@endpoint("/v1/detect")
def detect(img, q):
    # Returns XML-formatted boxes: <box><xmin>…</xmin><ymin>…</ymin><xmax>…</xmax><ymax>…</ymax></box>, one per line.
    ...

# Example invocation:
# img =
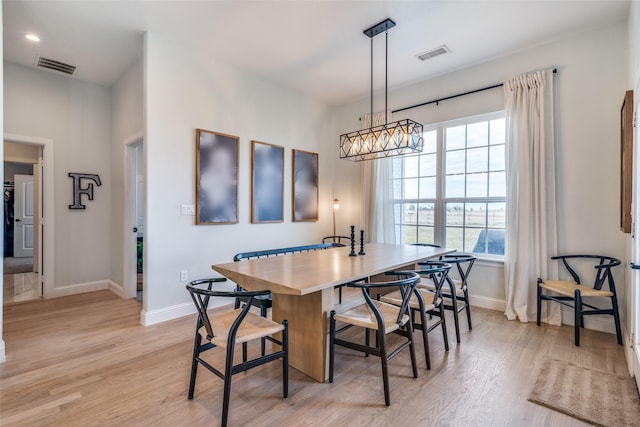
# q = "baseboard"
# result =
<box><xmin>108</xmin><ymin>281</ymin><xmax>125</xmax><ymax>298</ymax></box>
<box><xmin>140</xmin><ymin>299</ymin><xmax>231</xmax><ymax>326</ymax></box>
<box><xmin>469</xmin><ymin>294</ymin><xmax>506</xmax><ymax>312</ymax></box>
<box><xmin>0</xmin><ymin>339</ymin><xmax>5</xmax><ymax>364</ymax></box>
<box><xmin>623</xmin><ymin>324</ymin><xmax>635</xmax><ymax>376</ymax></box>
<box><xmin>48</xmin><ymin>280</ymin><xmax>110</xmax><ymax>298</ymax></box>
<box><xmin>634</xmin><ymin>344</ymin><xmax>640</xmax><ymax>391</ymax></box>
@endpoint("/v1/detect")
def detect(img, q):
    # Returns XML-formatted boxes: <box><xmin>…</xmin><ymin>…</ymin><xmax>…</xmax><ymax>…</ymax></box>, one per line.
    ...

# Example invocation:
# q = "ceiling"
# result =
<box><xmin>3</xmin><ymin>0</ymin><xmax>631</xmax><ymax>106</ymax></box>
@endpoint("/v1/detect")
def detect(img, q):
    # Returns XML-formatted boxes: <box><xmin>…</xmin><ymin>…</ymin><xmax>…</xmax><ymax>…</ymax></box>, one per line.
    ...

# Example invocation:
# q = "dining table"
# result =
<box><xmin>211</xmin><ymin>242</ymin><xmax>455</xmax><ymax>382</ymax></box>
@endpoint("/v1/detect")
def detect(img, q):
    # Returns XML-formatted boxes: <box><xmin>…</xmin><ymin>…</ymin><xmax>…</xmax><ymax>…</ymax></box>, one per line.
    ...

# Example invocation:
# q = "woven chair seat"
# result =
<box><xmin>333</xmin><ymin>300</ymin><xmax>409</xmax><ymax>332</ymax></box>
<box><xmin>539</xmin><ymin>280</ymin><xmax>613</xmax><ymax>298</ymax></box>
<box><xmin>418</xmin><ymin>277</ymin><xmax>466</xmax><ymax>296</ymax></box>
<box><xmin>199</xmin><ymin>309</ymin><xmax>285</xmax><ymax>348</ymax></box>
<box><xmin>380</xmin><ymin>288</ymin><xmax>441</xmax><ymax>311</ymax></box>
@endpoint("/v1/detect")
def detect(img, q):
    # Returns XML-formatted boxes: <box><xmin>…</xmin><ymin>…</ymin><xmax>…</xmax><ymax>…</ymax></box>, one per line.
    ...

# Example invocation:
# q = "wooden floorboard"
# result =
<box><xmin>0</xmin><ymin>290</ymin><xmax>629</xmax><ymax>426</ymax></box>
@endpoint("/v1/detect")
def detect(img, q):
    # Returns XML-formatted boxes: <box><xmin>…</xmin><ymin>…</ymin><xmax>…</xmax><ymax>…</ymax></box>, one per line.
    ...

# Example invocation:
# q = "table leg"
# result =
<box><xmin>271</xmin><ymin>288</ymin><xmax>333</xmax><ymax>382</ymax></box>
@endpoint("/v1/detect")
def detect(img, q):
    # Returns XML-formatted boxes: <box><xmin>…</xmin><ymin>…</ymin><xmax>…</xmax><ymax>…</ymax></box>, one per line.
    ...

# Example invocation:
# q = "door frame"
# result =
<box><xmin>3</xmin><ymin>134</ymin><xmax>54</xmax><ymax>299</ymax></box>
<box><xmin>124</xmin><ymin>133</ymin><xmax>143</xmax><ymax>300</ymax></box>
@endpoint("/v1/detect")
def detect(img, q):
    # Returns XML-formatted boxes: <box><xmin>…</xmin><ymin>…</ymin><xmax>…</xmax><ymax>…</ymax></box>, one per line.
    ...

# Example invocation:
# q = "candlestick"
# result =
<box><xmin>359</xmin><ymin>230</ymin><xmax>366</xmax><ymax>255</ymax></box>
<box><xmin>349</xmin><ymin>225</ymin><xmax>357</xmax><ymax>257</ymax></box>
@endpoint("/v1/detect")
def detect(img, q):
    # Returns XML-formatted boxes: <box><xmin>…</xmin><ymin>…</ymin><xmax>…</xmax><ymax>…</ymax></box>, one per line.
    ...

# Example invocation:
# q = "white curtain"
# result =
<box><xmin>361</xmin><ymin>111</ymin><xmax>396</xmax><ymax>243</ymax></box>
<box><xmin>504</xmin><ymin>69</ymin><xmax>560</xmax><ymax>324</ymax></box>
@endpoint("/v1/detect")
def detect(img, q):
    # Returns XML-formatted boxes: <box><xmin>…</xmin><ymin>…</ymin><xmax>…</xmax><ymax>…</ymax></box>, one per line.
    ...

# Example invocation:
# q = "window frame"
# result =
<box><xmin>392</xmin><ymin>111</ymin><xmax>506</xmax><ymax>260</ymax></box>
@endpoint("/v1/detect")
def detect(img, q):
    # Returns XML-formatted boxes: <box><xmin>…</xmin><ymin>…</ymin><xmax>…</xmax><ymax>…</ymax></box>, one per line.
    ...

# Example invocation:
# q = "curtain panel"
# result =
<box><xmin>504</xmin><ymin>69</ymin><xmax>560</xmax><ymax>324</ymax></box>
<box><xmin>361</xmin><ymin>111</ymin><xmax>396</xmax><ymax>244</ymax></box>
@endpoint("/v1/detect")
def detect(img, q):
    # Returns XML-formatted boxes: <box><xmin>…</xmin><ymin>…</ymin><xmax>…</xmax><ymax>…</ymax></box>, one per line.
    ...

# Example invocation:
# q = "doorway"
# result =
<box><xmin>125</xmin><ymin>138</ymin><xmax>144</xmax><ymax>302</ymax></box>
<box><xmin>3</xmin><ymin>144</ymin><xmax>42</xmax><ymax>304</ymax></box>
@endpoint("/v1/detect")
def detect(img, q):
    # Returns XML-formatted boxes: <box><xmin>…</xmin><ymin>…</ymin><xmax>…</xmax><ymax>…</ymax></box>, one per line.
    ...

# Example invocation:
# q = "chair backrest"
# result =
<box><xmin>234</xmin><ymin>242</ymin><xmax>340</xmax><ymax>261</ymax></box>
<box><xmin>416</xmin><ymin>260</ymin><xmax>452</xmax><ymax>305</ymax></box>
<box><xmin>436</xmin><ymin>253</ymin><xmax>476</xmax><ymax>285</ymax></box>
<box><xmin>186</xmin><ymin>278</ymin><xmax>271</xmax><ymax>341</ymax></box>
<box><xmin>322</xmin><ymin>236</ymin><xmax>351</xmax><ymax>246</ymax></box>
<box><xmin>347</xmin><ymin>271</ymin><xmax>420</xmax><ymax>328</ymax></box>
<box><xmin>551</xmin><ymin>255</ymin><xmax>621</xmax><ymax>292</ymax></box>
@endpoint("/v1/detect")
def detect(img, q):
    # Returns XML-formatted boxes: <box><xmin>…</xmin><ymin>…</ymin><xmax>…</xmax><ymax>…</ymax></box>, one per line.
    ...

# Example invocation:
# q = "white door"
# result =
<box><xmin>13</xmin><ymin>174</ymin><xmax>34</xmax><ymax>258</ymax></box>
<box><xmin>136</xmin><ymin>173</ymin><xmax>144</xmax><ymax>237</ymax></box>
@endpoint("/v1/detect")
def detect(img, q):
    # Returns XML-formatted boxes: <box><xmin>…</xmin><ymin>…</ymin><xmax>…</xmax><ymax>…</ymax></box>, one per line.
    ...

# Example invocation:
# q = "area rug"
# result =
<box><xmin>4</xmin><ymin>257</ymin><xmax>34</xmax><ymax>274</ymax></box>
<box><xmin>529</xmin><ymin>358</ymin><xmax>640</xmax><ymax>426</ymax></box>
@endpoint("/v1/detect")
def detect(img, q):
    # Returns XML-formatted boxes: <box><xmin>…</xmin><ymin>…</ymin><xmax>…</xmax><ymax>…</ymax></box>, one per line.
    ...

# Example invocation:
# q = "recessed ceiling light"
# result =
<box><xmin>25</xmin><ymin>34</ymin><xmax>41</xmax><ymax>42</ymax></box>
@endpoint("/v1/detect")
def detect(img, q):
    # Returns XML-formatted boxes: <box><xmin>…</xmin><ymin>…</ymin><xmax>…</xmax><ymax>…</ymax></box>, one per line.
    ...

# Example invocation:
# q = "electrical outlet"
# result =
<box><xmin>181</xmin><ymin>205</ymin><xmax>195</xmax><ymax>216</ymax></box>
<box><xmin>180</xmin><ymin>270</ymin><xmax>188</xmax><ymax>282</ymax></box>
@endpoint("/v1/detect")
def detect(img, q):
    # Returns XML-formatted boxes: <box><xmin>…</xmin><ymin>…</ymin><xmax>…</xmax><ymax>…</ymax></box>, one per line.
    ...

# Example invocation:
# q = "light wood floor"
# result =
<box><xmin>0</xmin><ymin>290</ymin><xmax>629</xmax><ymax>426</ymax></box>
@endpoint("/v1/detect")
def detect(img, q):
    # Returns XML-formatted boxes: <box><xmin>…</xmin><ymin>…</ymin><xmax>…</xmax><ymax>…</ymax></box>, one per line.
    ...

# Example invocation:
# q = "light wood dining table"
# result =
<box><xmin>212</xmin><ymin>243</ymin><xmax>454</xmax><ymax>382</ymax></box>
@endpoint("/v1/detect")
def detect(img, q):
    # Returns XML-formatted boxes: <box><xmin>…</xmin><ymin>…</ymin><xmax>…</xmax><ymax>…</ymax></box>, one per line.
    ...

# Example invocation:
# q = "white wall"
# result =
<box><xmin>111</xmin><ymin>58</ymin><xmax>143</xmax><ymax>289</ymax></box>
<box><xmin>142</xmin><ymin>32</ymin><xmax>335</xmax><ymax>323</ymax></box>
<box><xmin>334</xmin><ymin>22</ymin><xmax>628</xmax><ymax>323</ymax></box>
<box><xmin>3</xmin><ymin>62</ymin><xmax>112</xmax><ymax>293</ymax></box>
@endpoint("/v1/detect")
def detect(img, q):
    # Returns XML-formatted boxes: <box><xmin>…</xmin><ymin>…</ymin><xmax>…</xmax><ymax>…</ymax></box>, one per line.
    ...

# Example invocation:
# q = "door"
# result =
<box><xmin>13</xmin><ymin>174</ymin><xmax>34</xmax><ymax>258</ymax></box>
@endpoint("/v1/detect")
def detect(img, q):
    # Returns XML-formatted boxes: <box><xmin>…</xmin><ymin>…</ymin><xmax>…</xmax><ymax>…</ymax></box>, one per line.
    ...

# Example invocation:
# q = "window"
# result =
<box><xmin>392</xmin><ymin>112</ymin><xmax>506</xmax><ymax>257</ymax></box>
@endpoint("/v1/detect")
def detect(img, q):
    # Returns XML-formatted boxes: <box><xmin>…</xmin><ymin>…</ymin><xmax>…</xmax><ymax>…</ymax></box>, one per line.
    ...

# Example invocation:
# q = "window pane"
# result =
<box><xmin>446</xmin><ymin>125</ymin><xmax>465</xmax><ymax>150</ymax></box>
<box><xmin>394</xmin><ymin>203</ymin><xmax>401</xmax><ymax>222</ymax></box>
<box><xmin>417</xmin><ymin>226</ymin><xmax>434</xmax><ymax>245</ymax></box>
<box><xmin>467</xmin><ymin>122</ymin><xmax>488</xmax><ymax>148</ymax></box>
<box><xmin>466</xmin><ymin>147</ymin><xmax>488</xmax><ymax>173</ymax></box>
<box><xmin>487</xmin><ymin>202</ymin><xmax>505</xmax><ymax>227</ymax></box>
<box><xmin>419</xmin><ymin>177</ymin><xmax>436</xmax><ymax>199</ymax></box>
<box><xmin>490</xmin><ymin>118</ymin><xmax>505</xmax><ymax>145</ymax></box>
<box><xmin>404</xmin><ymin>178</ymin><xmax>419</xmax><ymax>199</ymax></box>
<box><xmin>489</xmin><ymin>145</ymin><xmax>505</xmax><ymax>171</ymax></box>
<box><xmin>418</xmin><ymin>203</ymin><xmax>435</xmax><ymax>226</ymax></box>
<box><xmin>465</xmin><ymin>228</ymin><xmax>483</xmax><ymax>252</ymax></box>
<box><xmin>465</xmin><ymin>203</ymin><xmax>486</xmax><ymax>227</ymax></box>
<box><xmin>420</xmin><ymin>153</ymin><xmax>437</xmax><ymax>177</ymax></box>
<box><xmin>401</xmin><ymin>203</ymin><xmax>418</xmax><ymax>224</ymax></box>
<box><xmin>423</xmin><ymin>130</ymin><xmax>437</xmax><ymax>154</ymax></box>
<box><xmin>489</xmin><ymin>172</ymin><xmax>506</xmax><ymax>197</ymax></box>
<box><xmin>446</xmin><ymin>150</ymin><xmax>465</xmax><ymax>174</ymax></box>
<box><xmin>445</xmin><ymin>174</ymin><xmax>465</xmax><ymax>198</ymax></box>
<box><xmin>445</xmin><ymin>227</ymin><xmax>463</xmax><ymax>251</ymax></box>
<box><xmin>446</xmin><ymin>203</ymin><xmax>464</xmax><ymax>226</ymax></box>
<box><xmin>393</xmin><ymin>157</ymin><xmax>403</xmax><ymax>178</ymax></box>
<box><xmin>466</xmin><ymin>172</ymin><xmax>488</xmax><ymax>197</ymax></box>
<box><xmin>405</xmin><ymin>155</ymin><xmax>419</xmax><ymax>178</ymax></box>
<box><xmin>393</xmin><ymin>179</ymin><xmax>402</xmax><ymax>199</ymax></box>
<box><xmin>401</xmin><ymin>225</ymin><xmax>417</xmax><ymax>244</ymax></box>
<box><xmin>487</xmin><ymin>229</ymin><xmax>505</xmax><ymax>255</ymax></box>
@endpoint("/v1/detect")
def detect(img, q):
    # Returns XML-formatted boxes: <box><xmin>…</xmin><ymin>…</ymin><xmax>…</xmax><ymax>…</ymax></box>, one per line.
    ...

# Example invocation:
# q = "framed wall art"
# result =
<box><xmin>620</xmin><ymin>90</ymin><xmax>634</xmax><ymax>233</ymax></box>
<box><xmin>292</xmin><ymin>149</ymin><xmax>319</xmax><ymax>222</ymax></box>
<box><xmin>251</xmin><ymin>140</ymin><xmax>284</xmax><ymax>223</ymax></box>
<box><xmin>196</xmin><ymin>129</ymin><xmax>239</xmax><ymax>225</ymax></box>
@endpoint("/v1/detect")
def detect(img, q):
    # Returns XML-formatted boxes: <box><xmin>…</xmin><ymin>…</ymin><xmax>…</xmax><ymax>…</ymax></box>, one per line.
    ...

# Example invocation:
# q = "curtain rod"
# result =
<box><xmin>392</xmin><ymin>68</ymin><xmax>557</xmax><ymax>114</ymax></box>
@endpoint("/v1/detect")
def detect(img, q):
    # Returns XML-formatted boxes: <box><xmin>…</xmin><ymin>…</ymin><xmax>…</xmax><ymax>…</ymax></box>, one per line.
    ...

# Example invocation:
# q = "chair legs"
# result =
<box><xmin>282</xmin><ymin>320</ymin><xmax>289</xmax><ymax>398</ymax></box>
<box><xmin>536</xmin><ymin>279</ymin><xmax>542</xmax><ymax>326</ymax></box>
<box><xmin>329</xmin><ymin>310</ymin><xmax>418</xmax><ymax>406</ymax></box>
<box><xmin>612</xmin><ymin>294</ymin><xmax>623</xmax><ymax>345</ymax></box>
<box><xmin>574</xmin><ymin>289</ymin><xmax>581</xmax><ymax>346</ymax></box>
<box><xmin>221</xmin><ymin>345</ymin><xmax>235</xmax><ymax>427</ymax></box>
<box><xmin>188</xmin><ymin>324</ymin><xmax>202</xmax><ymax>400</ymax></box>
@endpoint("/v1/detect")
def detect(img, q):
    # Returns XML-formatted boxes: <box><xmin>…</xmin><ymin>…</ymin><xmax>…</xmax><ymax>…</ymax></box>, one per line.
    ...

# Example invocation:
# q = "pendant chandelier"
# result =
<box><xmin>340</xmin><ymin>18</ymin><xmax>423</xmax><ymax>162</ymax></box>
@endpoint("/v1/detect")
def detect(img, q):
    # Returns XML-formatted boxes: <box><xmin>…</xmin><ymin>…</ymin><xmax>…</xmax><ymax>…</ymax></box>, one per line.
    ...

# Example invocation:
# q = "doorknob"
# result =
<box><xmin>630</xmin><ymin>262</ymin><xmax>640</xmax><ymax>270</ymax></box>
<box><xmin>133</xmin><ymin>227</ymin><xmax>138</xmax><ymax>233</ymax></box>
<box><xmin>15</xmin><ymin>219</ymin><xmax>21</xmax><ymax>222</ymax></box>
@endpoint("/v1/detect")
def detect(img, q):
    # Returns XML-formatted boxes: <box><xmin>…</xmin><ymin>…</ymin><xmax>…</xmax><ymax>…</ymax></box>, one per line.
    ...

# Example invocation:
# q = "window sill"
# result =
<box><xmin>474</xmin><ymin>257</ymin><xmax>504</xmax><ymax>268</ymax></box>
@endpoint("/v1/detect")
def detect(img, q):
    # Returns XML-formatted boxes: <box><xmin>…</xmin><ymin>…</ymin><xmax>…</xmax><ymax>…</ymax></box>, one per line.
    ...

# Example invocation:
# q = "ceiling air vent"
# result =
<box><xmin>416</xmin><ymin>45</ymin><xmax>451</xmax><ymax>61</ymax></box>
<box><xmin>35</xmin><ymin>56</ymin><xmax>77</xmax><ymax>75</ymax></box>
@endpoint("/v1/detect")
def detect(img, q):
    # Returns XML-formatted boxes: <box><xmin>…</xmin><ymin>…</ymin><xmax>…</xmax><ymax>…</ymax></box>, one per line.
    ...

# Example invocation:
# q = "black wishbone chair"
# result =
<box><xmin>381</xmin><ymin>261</ymin><xmax>451</xmax><ymax>369</ymax></box>
<box><xmin>329</xmin><ymin>271</ymin><xmax>420</xmax><ymax>406</ymax></box>
<box><xmin>537</xmin><ymin>255</ymin><xmax>622</xmax><ymax>346</ymax></box>
<box><xmin>186</xmin><ymin>278</ymin><xmax>289</xmax><ymax>427</ymax></box>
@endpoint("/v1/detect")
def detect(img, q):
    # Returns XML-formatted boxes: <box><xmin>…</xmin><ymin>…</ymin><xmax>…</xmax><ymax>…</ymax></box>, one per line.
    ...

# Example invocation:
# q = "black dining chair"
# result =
<box><xmin>329</xmin><ymin>271</ymin><xmax>420</xmax><ymax>406</ymax></box>
<box><xmin>536</xmin><ymin>255</ymin><xmax>622</xmax><ymax>346</ymax></box>
<box><xmin>186</xmin><ymin>278</ymin><xmax>289</xmax><ymax>427</ymax></box>
<box><xmin>417</xmin><ymin>253</ymin><xmax>476</xmax><ymax>343</ymax></box>
<box><xmin>322</xmin><ymin>235</ymin><xmax>351</xmax><ymax>246</ymax></box>
<box><xmin>380</xmin><ymin>261</ymin><xmax>451</xmax><ymax>369</ymax></box>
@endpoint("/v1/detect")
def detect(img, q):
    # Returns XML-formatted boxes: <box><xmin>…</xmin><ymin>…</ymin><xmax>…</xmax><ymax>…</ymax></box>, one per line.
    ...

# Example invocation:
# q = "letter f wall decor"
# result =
<box><xmin>69</xmin><ymin>173</ymin><xmax>102</xmax><ymax>210</ymax></box>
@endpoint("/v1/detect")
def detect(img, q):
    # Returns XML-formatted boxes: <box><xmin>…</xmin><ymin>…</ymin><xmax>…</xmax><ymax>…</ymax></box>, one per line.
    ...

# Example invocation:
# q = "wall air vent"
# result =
<box><xmin>416</xmin><ymin>45</ymin><xmax>451</xmax><ymax>61</ymax></box>
<box><xmin>35</xmin><ymin>56</ymin><xmax>77</xmax><ymax>75</ymax></box>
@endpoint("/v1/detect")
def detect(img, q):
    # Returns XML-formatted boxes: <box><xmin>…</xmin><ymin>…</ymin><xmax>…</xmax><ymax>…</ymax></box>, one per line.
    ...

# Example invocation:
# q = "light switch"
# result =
<box><xmin>181</xmin><ymin>205</ymin><xmax>195</xmax><ymax>216</ymax></box>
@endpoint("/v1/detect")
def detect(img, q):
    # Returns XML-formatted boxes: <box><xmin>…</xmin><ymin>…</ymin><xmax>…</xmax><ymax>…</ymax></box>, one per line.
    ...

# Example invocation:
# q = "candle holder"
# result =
<box><xmin>359</xmin><ymin>230</ymin><xmax>366</xmax><ymax>255</ymax></box>
<box><xmin>349</xmin><ymin>225</ymin><xmax>357</xmax><ymax>257</ymax></box>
